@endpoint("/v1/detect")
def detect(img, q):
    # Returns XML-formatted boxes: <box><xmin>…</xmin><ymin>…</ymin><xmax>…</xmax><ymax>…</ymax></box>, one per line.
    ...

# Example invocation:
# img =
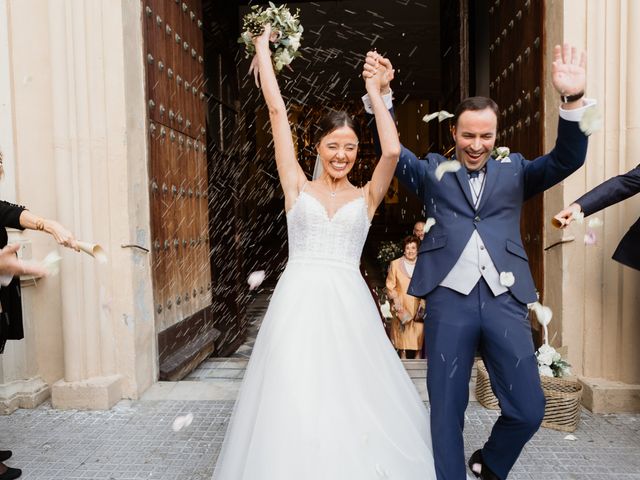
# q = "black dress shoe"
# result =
<box><xmin>0</xmin><ymin>452</ymin><xmax>10</xmax><ymax>463</ymax></box>
<box><xmin>467</xmin><ymin>449</ymin><xmax>500</xmax><ymax>480</ymax></box>
<box><xmin>0</xmin><ymin>466</ymin><xmax>22</xmax><ymax>480</ymax></box>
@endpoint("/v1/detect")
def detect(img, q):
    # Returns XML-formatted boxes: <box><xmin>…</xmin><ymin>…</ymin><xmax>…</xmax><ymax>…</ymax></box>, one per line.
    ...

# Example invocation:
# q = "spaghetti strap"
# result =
<box><xmin>300</xmin><ymin>181</ymin><xmax>309</xmax><ymax>193</ymax></box>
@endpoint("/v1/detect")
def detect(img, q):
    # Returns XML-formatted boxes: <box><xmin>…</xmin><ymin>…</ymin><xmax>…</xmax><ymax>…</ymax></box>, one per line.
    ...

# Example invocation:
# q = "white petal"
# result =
<box><xmin>587</xmin><ymin>217</ymin><xmax>603</xmax><ymax>228</ymax></box>
<box><xmin>579</xmin><ymin>105</ymin><xmax>603</xmax><ymax>136</ymax></box>
<box><xmin>43</xmin><ymin>251</ymin><xmax>63</xmax><ymax>277</ymax></box>
<box><xmin>584</xmin><ymin>230</ymin><xmax>597</xmax><ymax>245</ymax></box>
<box><xmin>499</xmin><ymin>271</ymin><xmax>515</xmax><ymax>287</ymax></box>
<box><xmin>564</xmin><ymin>434</ymin><xmax>577</xmax><ymax>441</ymax></box>
<box><xmin>424</xmin><ymin>217</ymin><xmax>436</xmax><ymax>233</ymax></box>
<box><xmin>422</xmin><ymin>112</ymin><xmax>439</xmax><ymax>123</ymax></box>
<box><xmin>247</xmin><ymin>270</ymin><xmax>266</xmax><ymax>290</ymax></box>
<box><xmin>437</xmin><ymin>110</ymin><xmax>454</xmax><ymax>122</ymax></box>
<box><xmin>171</xmin><ymin>413</ymin><xmax>194</xmax><ymax>432</ymax></box>
<box><xmin>530</xmin><ymin>302</ymin><xmax>553</xmax><ymax>327</ymax></box>
<box><xmin>435</xmin><ymin>160</ymin><xmax>461</xmax><ymax>181</ymax></box>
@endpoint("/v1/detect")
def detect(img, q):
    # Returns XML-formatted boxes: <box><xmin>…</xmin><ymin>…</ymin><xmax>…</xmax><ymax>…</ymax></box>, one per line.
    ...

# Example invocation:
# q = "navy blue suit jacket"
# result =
<box><xmin>575</xmin><ymin>164</ymin><xmax>640</xmax><ymax>270</ymax></box>
<box><xmin>371</xmin><ymin>114</ymin><xmax>588</xmax><ymax>304</ymax></box>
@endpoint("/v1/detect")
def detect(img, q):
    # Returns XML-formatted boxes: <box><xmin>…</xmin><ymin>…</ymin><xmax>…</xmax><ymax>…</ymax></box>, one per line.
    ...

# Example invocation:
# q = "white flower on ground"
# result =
<box><xmin>172</xmin><ymin>413</ymin><xmax>194</xmax><ymax>432</ymax></box>
<box><xmin>435</xmin><ymin>160</ymin><xmax>461</xmax><ymax>181</ymax></box>
<box><xmin>424</xmin><ymin>217</ymin><xmax>436</xmax><ymax>233</ymax></box>
<box><xmin>579</xmin><ymin>105</ymin><xmax>603</xmax><ymax>136</ymax></box>
<box><xmin>499</xmin><ymin>271</ymin><xmax>515</xmax><ymax>287</ymax></box>
<box><xmin>247</xmin><ymin>270</ymin><xmax>266</xmax><ymax>290</ymax></box>
<box><xmin>588</xmin><ymin>217</ymin><xmax>603</xmax><ymax>228</ymax></box>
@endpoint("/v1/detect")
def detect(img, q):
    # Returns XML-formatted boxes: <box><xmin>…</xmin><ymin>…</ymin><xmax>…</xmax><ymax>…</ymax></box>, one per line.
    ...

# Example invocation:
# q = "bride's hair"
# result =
<box><xmin>314</xmin><ymin>111</ymin><xmax>360</xmax><ymax>145</ymax></box>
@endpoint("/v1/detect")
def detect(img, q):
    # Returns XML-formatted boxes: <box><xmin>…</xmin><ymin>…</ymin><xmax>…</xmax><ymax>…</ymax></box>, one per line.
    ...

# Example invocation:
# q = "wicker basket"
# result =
<box><xmin>475</xmin><ymin>359</ymin><xmax>583</xmax><ymax>432</ymax></box>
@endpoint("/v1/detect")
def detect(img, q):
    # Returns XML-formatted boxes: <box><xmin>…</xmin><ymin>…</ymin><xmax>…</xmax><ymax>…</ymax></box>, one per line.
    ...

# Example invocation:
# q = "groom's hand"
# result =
<box><xmin>551</xmin><ymin>43</ymin><xmax>586</xmax><ymax>110</ymax></box>
<box><xmin>364</xmin><ymin>51</ymin><xmax>394</xmax><ymax>95</ymax></box>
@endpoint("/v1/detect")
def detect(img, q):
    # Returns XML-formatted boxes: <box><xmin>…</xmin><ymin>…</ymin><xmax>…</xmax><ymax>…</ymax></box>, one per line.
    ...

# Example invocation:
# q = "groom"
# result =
<box><xmin>363</xmin><ymin>44</ymin><xmax>593</xmax><ymax>479</ymax></box>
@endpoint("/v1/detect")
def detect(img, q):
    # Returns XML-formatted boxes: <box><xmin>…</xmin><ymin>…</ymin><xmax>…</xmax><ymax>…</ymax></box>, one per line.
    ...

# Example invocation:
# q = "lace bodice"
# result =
<box><xmin>286</xmin><ymin>190</ymin><xmax>370</xmax><ymax>269</ymax></box>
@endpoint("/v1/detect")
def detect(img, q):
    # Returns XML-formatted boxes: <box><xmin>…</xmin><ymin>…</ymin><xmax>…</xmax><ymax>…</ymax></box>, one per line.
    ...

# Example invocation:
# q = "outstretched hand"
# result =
<box><xmin>0</xmin><ymin>244</ymin><xmax>48</xmax><ymax>278</ymax></box>
<box><xmin>552</xmin><ymin>203</ymin><xmax>582</xmax><ymax>229</ymax></box>
<box><xmin>551</xmin><ymin>43</ymin><xmax>586</xmax><ymax>97</ymax></box>
<box><xmin>363</xmin><ymin>51</ymin><xmax>394</xmax><ymax>95</ymax></box>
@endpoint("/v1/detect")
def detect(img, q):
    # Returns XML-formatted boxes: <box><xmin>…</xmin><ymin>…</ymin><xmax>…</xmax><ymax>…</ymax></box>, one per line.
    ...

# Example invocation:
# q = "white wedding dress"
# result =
<box><xmin>213</xmin><ymin>186</ymin><xmax>437</xmax><ymax>479</ymax></box>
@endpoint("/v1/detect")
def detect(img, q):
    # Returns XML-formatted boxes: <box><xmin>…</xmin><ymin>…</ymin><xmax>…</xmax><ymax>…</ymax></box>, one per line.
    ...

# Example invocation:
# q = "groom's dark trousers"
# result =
<box><xmin>425</xmin><ymin>279</ymin><xmax>545</xmax><ymax>479</ymax></box>
<box><xmin>369</xmin><ymin>111</ymin><xmax>589</xmax><ymax>479</ymax></box>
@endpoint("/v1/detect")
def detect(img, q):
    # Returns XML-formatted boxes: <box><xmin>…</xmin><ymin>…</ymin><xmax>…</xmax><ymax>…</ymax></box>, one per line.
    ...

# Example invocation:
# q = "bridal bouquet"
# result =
<box><xmin>238</xmin><ymin>2</ymin><xmax>303</xmax><ymax>73</ymax></box>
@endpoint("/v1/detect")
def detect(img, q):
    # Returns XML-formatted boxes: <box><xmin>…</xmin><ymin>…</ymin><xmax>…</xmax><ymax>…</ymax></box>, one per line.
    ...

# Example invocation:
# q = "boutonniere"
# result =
<box><xmin>238</xmin><ymin>2</ymin><xmax>304</xmax><ymax>73</ymax></box>
<box><xmin>492</xmin><ymin>146</ymin><xmax>511</xmax><ymax>163</ymax></box>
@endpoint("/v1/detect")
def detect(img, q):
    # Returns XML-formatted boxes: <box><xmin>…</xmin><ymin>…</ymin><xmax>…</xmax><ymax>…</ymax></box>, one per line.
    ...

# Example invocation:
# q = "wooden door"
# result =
<box><xmin>143</xmin><ymin>0</ymin><xmax>214</xmax><ymax>379</ymax></box>
<box><xmin>488</xmin><ymin>0</ymin><xmax>545</xmax><ymax>300</ymax></box>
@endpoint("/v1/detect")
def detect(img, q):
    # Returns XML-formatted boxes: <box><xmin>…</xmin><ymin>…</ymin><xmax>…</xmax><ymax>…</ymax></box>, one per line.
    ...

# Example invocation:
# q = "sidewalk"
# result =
<box><xmin>1</xmin><ymin>289</ymin><xmax>639</xmax><ymax>479</ymax></box>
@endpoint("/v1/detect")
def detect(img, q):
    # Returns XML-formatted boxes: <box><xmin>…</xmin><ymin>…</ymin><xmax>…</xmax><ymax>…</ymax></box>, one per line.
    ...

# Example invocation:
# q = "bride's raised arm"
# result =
<box><xmin>252</xmin><ymin>25</ymin><xmax>306</xmax><ymax>210</ymax></box>
<box><xmin>362</xmin><ymin>56</ymin><xmax>401</xmax><ymax>218</ymax></box>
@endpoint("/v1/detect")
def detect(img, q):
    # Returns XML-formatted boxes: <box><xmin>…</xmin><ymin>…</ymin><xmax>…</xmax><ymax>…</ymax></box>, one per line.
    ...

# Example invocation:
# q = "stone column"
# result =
<box><xmin>44</xmin><ymin>0</ymin><xmax>156</xmax><ymax>409</ymax></box>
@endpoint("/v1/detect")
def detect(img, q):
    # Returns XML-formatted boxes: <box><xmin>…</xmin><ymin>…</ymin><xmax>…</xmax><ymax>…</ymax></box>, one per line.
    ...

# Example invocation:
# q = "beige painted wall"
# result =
<box><xmin>543</xmin><ymin>0</ymin><xmax>640</xmax><ymax>410</ymax></box>
<box><xmin>0</xmin><ymin>0</ymin><xmax>156</xmax><ymax>410</ymax></box>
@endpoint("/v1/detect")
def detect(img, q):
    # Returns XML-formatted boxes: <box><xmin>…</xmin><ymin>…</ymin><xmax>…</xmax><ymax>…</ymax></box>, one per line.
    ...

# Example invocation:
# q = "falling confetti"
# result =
<box><xmin>579</xmin><ymin>105</ymin><xmax>603</xmax><ymax>136</ymax></box>
<box><xmin>247</xmin><ymin>270</ymin><xmax>266</xmax><ymax>290</ymax></box>
<box><xmin>584</xmin><ymin>230</ymin><xmax>597</xmax><ymax>245</ymax></box>
<box><xmin>424</xmin><ymin>217</ymin><xmax>436</xmax><ymax>233</ymax></box>
<box><xmin>571</xmin><ymin>209</ymin><xmax>585</xmax><ymax>224</ymax></box>
<box><xmin>172</xmin><ymin>413</ymin><xmax>194</xmax><ymax>432</ymax></box>
<box><xmin>435</xmin><ymin>160</ymin><xmax>461</xmax><ymax>181</ymax></box>
<box><xmin>587</xmin><ymin>217</ymin><xmax>603</xmax><ymax>228</ymax></box>
<box><xmin>43</xmin><ymin>251</ymin><xmax>63</xmax><ymax>277</ymax></box>
<box><xmin>422</xmin><ymin>110</ymin><xmax>454</xmax><ymax>123</ymax></box>
<box><xmin>499</xmin><ymin>271</ymin><xmax>515</xmax><ymax>287</ymax></box>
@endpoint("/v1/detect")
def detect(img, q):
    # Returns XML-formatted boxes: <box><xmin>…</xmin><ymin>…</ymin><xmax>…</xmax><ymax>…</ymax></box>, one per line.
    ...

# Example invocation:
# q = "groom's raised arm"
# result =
<box><xmin>362</xmin><ymin>53</ymin><xmax>427</xmax><ymax>199</ymax></box>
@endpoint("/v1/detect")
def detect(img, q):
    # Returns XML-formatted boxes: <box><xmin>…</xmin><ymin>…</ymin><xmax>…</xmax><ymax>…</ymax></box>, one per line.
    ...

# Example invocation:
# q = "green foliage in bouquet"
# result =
<box><xmin>377</xmin><ymin>240</ymin><xmax>403</xmax><ymax>276</ymax></box>
<box><xmin>238</xmin><ymin>2</ymin><xmax>303</xmax><ymax>73</ymax></box>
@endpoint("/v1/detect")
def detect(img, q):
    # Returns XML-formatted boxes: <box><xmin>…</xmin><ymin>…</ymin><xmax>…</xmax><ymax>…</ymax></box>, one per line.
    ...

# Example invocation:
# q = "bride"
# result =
<box><xmin>213</xmin><ymin>25</ymin><xmax>436</xmax><ymax>479</ymax></box>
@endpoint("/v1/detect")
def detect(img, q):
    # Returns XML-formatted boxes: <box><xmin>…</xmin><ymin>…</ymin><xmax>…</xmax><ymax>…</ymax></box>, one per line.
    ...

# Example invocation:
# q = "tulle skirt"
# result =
<box><xmin>212</xmin><ymin>259</ymin><xmax>436</xmax><ymax>479</ymax></box>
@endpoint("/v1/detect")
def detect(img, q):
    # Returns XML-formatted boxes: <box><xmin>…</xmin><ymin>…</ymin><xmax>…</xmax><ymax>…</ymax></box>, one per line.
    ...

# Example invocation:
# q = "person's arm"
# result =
<box><xmin>553</xmin><ymin>164</ymin><xmax>640</xmax><ymax>227</ymax></box>
<box><xmin>251</xmin><ymin>24</ymin><xmax>306</xmax><ymax>211</ymax></box>
<box><xmin>362</xmin><ymin>53</ymin><xmax>428</xmax><ymax>199</ymax></box>
<box><xmin>18</xmin><ymin>210</ymin><xmax>78</xmax><ymax>250</ymax></box>
<box><xmin>362</xmin><ymin>57</ymin><xmax>401</xmax><ymax>217</ymax></box>
<box><xmin>523</xmin><ymin>43</ymin><xmax>591</xmax><ymax>199</ymax></box>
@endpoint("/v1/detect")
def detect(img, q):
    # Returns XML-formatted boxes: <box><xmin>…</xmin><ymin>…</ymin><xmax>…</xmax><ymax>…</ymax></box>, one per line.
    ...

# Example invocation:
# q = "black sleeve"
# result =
<box><xmin>0</xmin><ymin>200</ymin><xmax>26</xmax><ymax>230</ymax></box>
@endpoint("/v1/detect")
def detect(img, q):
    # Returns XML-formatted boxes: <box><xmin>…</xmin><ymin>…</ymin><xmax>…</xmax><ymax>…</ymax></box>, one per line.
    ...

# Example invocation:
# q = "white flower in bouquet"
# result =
<box><xmin>238</xmin><ymin>2</ymin><xmax>303</xmax><ymax>74</ymax></box>
<box><xmin>538</xmin><ymin>364</ymin><xmax>554</xmax><ymax>377</ymax></box>
<box><xmin>536</xmin><ymin>343</ymin><xmax>556</xmax><ymax>366</ymax></box>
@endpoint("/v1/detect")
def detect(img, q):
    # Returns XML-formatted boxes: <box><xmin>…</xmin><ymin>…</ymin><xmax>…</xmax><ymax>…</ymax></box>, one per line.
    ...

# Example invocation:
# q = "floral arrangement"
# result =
<box><xmin>530</xmin><ymin>302</ymin><xmax>572</xmax><ymax>378</ymax></box>
<box><xmin>492</xmin><ymin>146</ymin><xmax>510</xmax><ymax>161</ymax></box>
<box><xmin>238</xmin><ymin>2</ymin><xmax>303</xmax><ymax>73</ymax></box>
<box><xmin>376</xmin><ymin>240</ymin><xmax>403</xmax><ymax>276</ymax></box>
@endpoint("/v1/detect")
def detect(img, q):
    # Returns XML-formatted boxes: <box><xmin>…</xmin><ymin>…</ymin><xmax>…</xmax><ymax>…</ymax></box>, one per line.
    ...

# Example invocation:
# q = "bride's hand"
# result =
<box><xmin>364</xmin><ymin>51</ymin><xmax>395</xmax><ymax>95</ymax></box>
<box><xmin>362</xmin><ymin>60</ymin><xmax>383</xmax><ymax>95</ymax></box>
<box><xmin>251</xmin><ymin>23</ymin><xmax>272</xmax><ymax>51</ymax></box>
<box><xmin>249</xmin><ymin>24</ymin><xmax>272</xmax><ymax>88</ymax></box>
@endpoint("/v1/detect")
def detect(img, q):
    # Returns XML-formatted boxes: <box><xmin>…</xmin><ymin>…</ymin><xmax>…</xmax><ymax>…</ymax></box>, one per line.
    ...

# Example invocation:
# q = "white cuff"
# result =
<box><xmin>361</xmin><ymin>91</ymin><xmax>394</xmax><ymax>114</ymax></box>
<box><xmin>559</xmin><ymin>98</ymin><xmax>597</xmax><ymax>122</ymax></box>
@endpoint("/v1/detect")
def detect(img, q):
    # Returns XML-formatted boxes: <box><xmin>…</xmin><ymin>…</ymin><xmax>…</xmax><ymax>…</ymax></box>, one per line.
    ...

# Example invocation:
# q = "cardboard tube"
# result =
<box><xmin>551</xmin><ymin>216</ymin><xmax>565</xmax><ymax>229</ymax></box>
<box><xmin>77</xmin><ymin>241</ymin><xmax>107</xmax><ymax>263</ymax></box>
